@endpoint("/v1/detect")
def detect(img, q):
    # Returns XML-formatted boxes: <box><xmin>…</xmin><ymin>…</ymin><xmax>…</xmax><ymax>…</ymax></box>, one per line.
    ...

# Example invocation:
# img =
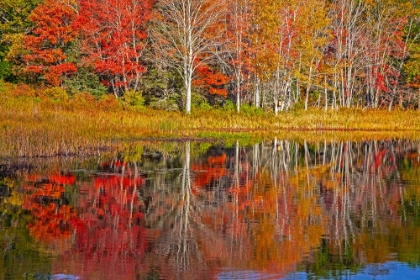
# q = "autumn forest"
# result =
<box><xmin>1</xmin><ymin>0</ymin><xmax>420</xmax><ymax>113</ymax></box>
<box><xmin>2</xmin><ymin>1</ymin><xmax>420</xmax><ymax>278</ymax></box>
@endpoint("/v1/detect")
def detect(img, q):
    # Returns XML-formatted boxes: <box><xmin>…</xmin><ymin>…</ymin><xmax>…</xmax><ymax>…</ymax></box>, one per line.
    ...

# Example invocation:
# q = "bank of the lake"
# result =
<box><xmin>2</xmin><ymin>95</ymin><xmax>420</xmax><ymax>157</ymax></box>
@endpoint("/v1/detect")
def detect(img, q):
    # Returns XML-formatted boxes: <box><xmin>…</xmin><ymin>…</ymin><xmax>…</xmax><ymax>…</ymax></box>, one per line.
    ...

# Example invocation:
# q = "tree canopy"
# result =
<box><xmin>0</xmin><ymin>0</ymin><xmax>419</xmax><ymax>112</ymax></box>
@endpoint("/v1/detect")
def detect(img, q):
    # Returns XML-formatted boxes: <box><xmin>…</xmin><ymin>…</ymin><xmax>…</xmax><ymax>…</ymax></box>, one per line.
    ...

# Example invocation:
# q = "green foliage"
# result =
<box><xmin>63</xmin><ymin>68</ymin><xmax>107</xmax><ymax>98</ymax></box>
<box><xmin>43</xmin><ymin>87</ymin><xmax>69</xmax><ymax>102</ymax></box>
<box><xmin>63</xmin><ymin>39</ymin><xmax>106</xmax><ymax>98</ymax></box>
<box><xmin>405</xmin><ymin>42</ymin><xmax>420</xmax><ymax>84</ymax></box>
<box><xmin>290</xmin><ymin>100</ymin><xmax>305</xmax><ymax>111</ymax></box>
<box><xmin>0</xmin><ymin>60</ymin><xmax>13</xmax><ymax>81</ymax></box>
<box><xmin>223</xmin><ymin>100</ymin><xmax>236</xmax><ymax>112</ymax></box>
<box><xmin>0</xmin><ymin>42</ymin><xmax>15</xmax><ymax>81</ymax></box>
<box><xmin>241</xmin><ymin>104</ymin><xmax>264</xmax><ymax>116</ymax></box>
<box><xmin>141</xmin><ymin>66</ymin><xmax>182</xmax><ymax>94</ymax></box>
<box><xmin>0</xmin><ymin>0</ymin><xmax>41</xmax><ymax>33</ymax></box>
<box><xmin>191</xmin><ymin>93</ymin><xmax>211</xmax><ymax>111</ymax></box>
<box><xmin>138</xmin><ymin>65</ymin><xmax>182</xmax><ymax>111</ymax></box>
<box><xmin>122</xmin><ymin>90</ymin><xmax>145</xmax><ymax>110</ymax></box>
<box><xmin>148</xmin><ymin>94</ymin><xmax>180</xmax><ymax>111</ymax></box>
<box><xmin>0</xmin><ymin>0</ymin><xmax>41</xmax><ymax>82</ymax></box>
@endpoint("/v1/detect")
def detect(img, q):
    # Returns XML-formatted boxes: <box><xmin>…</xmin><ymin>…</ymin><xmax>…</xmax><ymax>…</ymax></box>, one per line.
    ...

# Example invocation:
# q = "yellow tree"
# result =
<box><xmin>249</xmin><ymin>0</ymin><xmax>280</xmax><ymax>109</ymax></box>
<box><xmin>328</xmin><ymin>0</ymin><xmax>367</xmax><ymax>108</ymax></box>
<box><xmin>249</xmin><ymin>0</ymin><xmax>330</xmax><ymax>113</ymax></box>
<box><xmin>226</xmin><ymin>0</ymin><xmax>254</xmax><ymax>113</ymax></box>
<box><xmin>293</xmin><ymin>0</ymin><xmax>331</xmax><ymax>110</ymax></box>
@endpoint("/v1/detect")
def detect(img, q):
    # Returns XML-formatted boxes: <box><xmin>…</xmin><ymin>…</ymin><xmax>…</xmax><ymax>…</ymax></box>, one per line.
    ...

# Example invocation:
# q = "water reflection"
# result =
<box><xmin>1</xmin><ymin>139</ymin><xmax>420</xmax><ymax>279</ymax></box>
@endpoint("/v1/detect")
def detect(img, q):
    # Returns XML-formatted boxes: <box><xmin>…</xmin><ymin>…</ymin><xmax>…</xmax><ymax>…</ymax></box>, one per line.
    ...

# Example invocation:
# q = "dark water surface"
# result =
<box><xmin>1</xmin><ymin>139</ymin><xmax>420</xmax><ymax>279</ymax></box>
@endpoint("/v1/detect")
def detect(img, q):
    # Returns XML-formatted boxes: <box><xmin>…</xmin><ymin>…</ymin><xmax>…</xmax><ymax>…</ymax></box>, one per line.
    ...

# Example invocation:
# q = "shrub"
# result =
<box><xmin>191</xmin><ymin>93</ymin><xmax>211</xmax><ymax>111</ymax></box>
<box><xmin>70</xmin><ymin>92</ymin><xmax>96</xmax><ymax>109</ymax></box>
<box><xmin>63</xmin><ymin>68</ymin><xmax>107</xmax><ymax>98</ymax></box>
<box><xmin>241</xmin><ymin>104</ymin><xmax>264</xmax><ymax>116</ymax></box>
<box><xmin>11</xmin><ymin>83</ymin><xmax>37</xmax><ymax>97</ymax></box>
<box><xmin>122</xmin><ymin>90</ymin><xmax>145</xmax><ymax>110</ymax></box>
<box><xmin>290</xmin><ymin>100</ymin><xmax>304</xmax><ymax>111</ymax></box>
<box><xmin>223</xmin><ymin>100</ymin><xmax>236</xmax><ymax>112</ymax></box>
<box><xmin>43</xmin><ymin>87</ymin><xmax>69</xmax><ymax>102</ymax></box>
<box><xmin>98</xmin><ymin>94</ymin><xmax>120</xmax><ymax>111</ymax></box>
<box><xmin>197</xmin><ymin>101</ymin><xmax>212</xmax><ymax>111</ymax></box>
<box><xmin>148</xmin><ymin>94</ymin><xmax>180</xmax><ymax>111</ymax></box>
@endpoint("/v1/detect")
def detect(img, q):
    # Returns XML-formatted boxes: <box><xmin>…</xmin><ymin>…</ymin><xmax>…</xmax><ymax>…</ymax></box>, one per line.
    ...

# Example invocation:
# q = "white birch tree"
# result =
<box><xmin>153</xmin><ymin>0</ymin><xmax>227</xmax><ymax>114</ymax></box>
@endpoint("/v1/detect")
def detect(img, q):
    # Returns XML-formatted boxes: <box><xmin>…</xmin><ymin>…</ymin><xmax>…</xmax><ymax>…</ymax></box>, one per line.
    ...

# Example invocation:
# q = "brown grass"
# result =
<box><xmin>1</xmin><ymin>86</ymin><xmax>420</xmax><ymax>157</ymax></box>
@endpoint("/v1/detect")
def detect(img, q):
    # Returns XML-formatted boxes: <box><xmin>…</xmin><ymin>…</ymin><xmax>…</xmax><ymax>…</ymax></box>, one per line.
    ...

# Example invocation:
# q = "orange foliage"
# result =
<box><xmin>194</xmin><ymin>64</ymin><xmax>230</xmax><ymax>97</ymax></box>
<box><xmin>192</xmin><ymin>154</ymin><xmax>227</xmax><ymax>193</ymax></box>
<box><xmin>24</xmin><ymin>0</ymin><xmax>78</xmax><ymax>86</ymax></box>
<box><xmin>50</xmin><ymin>173</ymin><xmax>76</xmax><ymax>185</ymax></box>
<box><xmin>22</xmin><ymin>172</ymin><xmax>79</xmax><ymax>244</ymax></box>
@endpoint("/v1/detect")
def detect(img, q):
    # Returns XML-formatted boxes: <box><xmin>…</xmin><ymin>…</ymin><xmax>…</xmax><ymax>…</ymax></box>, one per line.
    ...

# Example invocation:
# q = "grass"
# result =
<box><xmin>1</xmin><ymin>89</ymin><xmax>420</xmax><ymax>157</ymax></box>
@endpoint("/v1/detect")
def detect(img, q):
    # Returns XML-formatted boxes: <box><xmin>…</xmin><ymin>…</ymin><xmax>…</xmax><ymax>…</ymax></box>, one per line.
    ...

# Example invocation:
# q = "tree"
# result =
<box><xmin>23</xmin><ymin>0</ymin><xmax>78</xmax><ymax>86</ymax></box>
<box><xmin>194</xmin><ymin>63</ymin><xmax>230</xmax><ymax>100</ymax></box>
<box><xmin>404</xmin><ymin>18</ymin><xmax>420</xmax><ymax>109</ymax></box>
<box><xmin>76</xmin><ymin>0</ymin><xmax>153</xmax><ymax>97</ymax></box>
<box><xmin>152</xmin><ymin>0</ymin><xmax>227</xmax><ymax>114</ymax></box>
<box><xmin>0</xmin><ymin>0</ymin><xmax>41</xmax><ymax>81</ymax></box>
<box><xmin>249</xmin><ymin>0</ymin><xmax>280</xmax><ymax>109</ymax></box>
<box><xmin>328</xmin><ymin>0</ymin><xmax>367</xmax><ymax>108</ymax></box>
<box><xmin>226</xmin><ymin>0</ymin><xmax>254</xmax><ymax>113</ymax></box>
<box><xmin>293</xmin><ymin>0</ymin><xmax>330</xmax><ymax>111</ymax></box>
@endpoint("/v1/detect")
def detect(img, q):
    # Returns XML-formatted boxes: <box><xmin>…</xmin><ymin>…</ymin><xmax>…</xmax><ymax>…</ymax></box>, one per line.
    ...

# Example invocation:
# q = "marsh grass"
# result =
<box><xmin>1</xmin><ymin>87</ymin><xmax>420</xmax><ymax>157</ymax></box>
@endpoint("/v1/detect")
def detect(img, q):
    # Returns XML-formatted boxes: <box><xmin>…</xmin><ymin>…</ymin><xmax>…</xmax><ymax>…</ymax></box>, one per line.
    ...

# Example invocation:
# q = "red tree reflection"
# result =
<box><xmin>23</xmin><ymin>173</ymin><xmax>77</xmax><ymax>246</ymax></box>
<box><xmin>62</xmin><ymin>163</ymin><xmax>148</xmax><ymax>279</ymax></box>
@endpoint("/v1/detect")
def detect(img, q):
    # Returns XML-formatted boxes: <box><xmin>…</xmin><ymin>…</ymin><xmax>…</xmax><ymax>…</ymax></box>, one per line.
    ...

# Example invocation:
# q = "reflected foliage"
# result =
<box><xmin>1</xmin><ymin>140</ymin><xmax>420</xmax><ymax>278</ymax></box>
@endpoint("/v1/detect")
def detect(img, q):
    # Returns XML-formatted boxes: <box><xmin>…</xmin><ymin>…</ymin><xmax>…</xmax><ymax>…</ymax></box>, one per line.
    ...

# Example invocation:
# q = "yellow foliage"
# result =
<box><xmin>5</xmin><ymin>191</ymin><xmax>23</xmax><ymax>206</ymax></box>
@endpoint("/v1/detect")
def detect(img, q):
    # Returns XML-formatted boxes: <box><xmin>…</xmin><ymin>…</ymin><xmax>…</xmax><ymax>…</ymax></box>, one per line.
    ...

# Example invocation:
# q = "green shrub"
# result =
<box><xmin>290</xmin><ymin>100</ymin><xmax>304</xmax><ymax>111</ymax></box>
<box><xmin>191</xmin><ymin>93</ymin><xmax>211</xmax><ymax>111</ymax></box>
<box><xmin>223</xmin><ymin>100</ymin><xmax>236</xmax><ymax>112</ymax></box>
<box><xmin>241</xmin><ymin>104</ymin><xmax>264</xmax><ymax>116</ymax></box>
<box><xmin>0</xmin><ymin>61</ymin><xmax>13</xmax><ymax>81</ymax></box>
<box><xmin>63</xmin><ymin>68</ymin><xmax>107</xmax><ymax>98</ymax></box>
<box><xmin>122</xmin><ymin>90</ymin><xmax>145</xmax><ymax>110</ymax></box>
<box><xmin>43</xmin><ymin>87</ymin><xmax>69</xmax><ymax>102</ymax></box>
<box><xmin>198</xmin><ymin>101</ymin><xmax>212</xmax><ymax>111</ymax></box>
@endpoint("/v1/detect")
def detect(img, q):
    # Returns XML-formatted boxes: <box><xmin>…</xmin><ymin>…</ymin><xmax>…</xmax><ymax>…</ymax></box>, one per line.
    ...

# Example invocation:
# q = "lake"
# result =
<box><xmin>1</xmin><ymin>139</ymin><xmax>420</xmax><ymax>279</ymax></box>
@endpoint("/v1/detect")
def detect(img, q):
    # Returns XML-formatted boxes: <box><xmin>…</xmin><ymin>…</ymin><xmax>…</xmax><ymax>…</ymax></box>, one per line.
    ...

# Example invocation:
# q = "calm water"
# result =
<box><xmin>1</xmin><ymin>139</ymin><xmax>420</xmax><ymax>279</ymax></box>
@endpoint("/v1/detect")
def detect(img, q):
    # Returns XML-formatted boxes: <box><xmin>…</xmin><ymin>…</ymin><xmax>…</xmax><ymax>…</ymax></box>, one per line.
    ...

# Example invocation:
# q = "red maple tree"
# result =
<box><xmin>194</xmin><ymin>64</ymin><xmax>230</xmax><ymax>98</ymax></box>
<box><xmin>24</xmin><ymin>0</ymin><xmax>78</xmax><ymax>86</ymax></box>
<box><xmin>75</xmin><ymin>0</ymin><xmax>153</xmax><ymax>96</ymax></box>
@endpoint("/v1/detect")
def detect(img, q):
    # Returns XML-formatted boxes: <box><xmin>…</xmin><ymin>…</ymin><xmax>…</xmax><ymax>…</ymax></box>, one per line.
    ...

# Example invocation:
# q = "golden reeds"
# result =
<box><xmin>1</xmin><ymin>89</ymin><xmax>420</xmax><ymax>157</ymax></box>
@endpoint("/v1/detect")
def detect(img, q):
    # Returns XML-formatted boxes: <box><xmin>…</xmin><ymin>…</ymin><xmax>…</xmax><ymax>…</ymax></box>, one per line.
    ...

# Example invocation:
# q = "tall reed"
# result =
<box><xmin>1</xmin><ymin>87</ymin><xmax>420</xmax><ymax>157</ymax></box>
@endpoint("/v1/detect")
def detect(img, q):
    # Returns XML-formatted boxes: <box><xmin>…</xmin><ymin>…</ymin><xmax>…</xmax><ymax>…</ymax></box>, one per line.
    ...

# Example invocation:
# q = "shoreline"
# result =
<box><xmin>2</xmin><ymin>96</ymin><xmax>420</xmax><ymax>157</ymax></box>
